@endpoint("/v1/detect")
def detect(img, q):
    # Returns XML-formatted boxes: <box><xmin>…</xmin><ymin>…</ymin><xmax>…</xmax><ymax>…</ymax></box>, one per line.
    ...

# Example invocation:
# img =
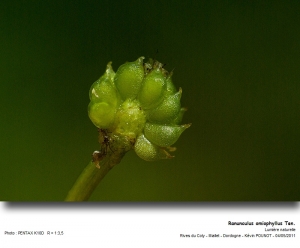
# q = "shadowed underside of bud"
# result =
<box><xmin>88</xmin><ymin>57</ymin><xmax>191</xmax><ymax>165</ymax></box>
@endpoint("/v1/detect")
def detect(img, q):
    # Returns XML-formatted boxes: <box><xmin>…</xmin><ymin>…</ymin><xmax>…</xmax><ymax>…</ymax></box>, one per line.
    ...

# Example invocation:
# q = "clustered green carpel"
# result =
<box><xmin>88</xmin><ymin>57</ymin><xmax>191</xmax><ymax>164</ymax></box>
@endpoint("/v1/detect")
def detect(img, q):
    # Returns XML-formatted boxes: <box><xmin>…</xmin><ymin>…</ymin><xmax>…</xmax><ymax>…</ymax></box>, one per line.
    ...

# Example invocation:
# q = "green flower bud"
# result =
<box><xmin>88</xmin><ymin>57</ymin><xmax>191</xmax><ymax>163</ymax></box>
<box><xmin>138</xmin><ymin>67</ymin><xmax>166</xmax><ymax>109</ymax></box>
<box><xmin>114</xmin><ymin>57</ymin><xmax>145</xmax><ymax>100</ymax></box>
<box><xmin>144</xmin><ymin>123</ymin><xmax>191</xmax><ymax>147</ymax></box>
<box><xmin>134</xmin><ymin>134</ymin><xmax>173</xmax><ymax>161</ymax></box>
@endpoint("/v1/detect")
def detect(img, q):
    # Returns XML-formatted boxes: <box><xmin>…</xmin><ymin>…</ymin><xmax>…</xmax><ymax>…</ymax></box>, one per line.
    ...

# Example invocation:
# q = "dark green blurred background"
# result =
<box><xmin>1</xmin><ymin>0</ymin><xmax>299</xmax><ymax>201</ymax></box>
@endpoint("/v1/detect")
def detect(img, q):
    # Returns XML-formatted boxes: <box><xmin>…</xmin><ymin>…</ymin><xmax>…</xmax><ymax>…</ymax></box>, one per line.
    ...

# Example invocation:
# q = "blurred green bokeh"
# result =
<box><xmin>1</xmin><ymin>1</ymin><xmax>299</xmax><ymax>201</ymax></box>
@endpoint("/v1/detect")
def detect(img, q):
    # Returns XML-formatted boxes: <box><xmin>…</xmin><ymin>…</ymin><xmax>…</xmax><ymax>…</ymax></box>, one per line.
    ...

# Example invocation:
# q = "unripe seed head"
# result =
<box><xmin>88</xmin><ymin>57</ymin><xmax>191</xmax><ymax>162</ymax></box>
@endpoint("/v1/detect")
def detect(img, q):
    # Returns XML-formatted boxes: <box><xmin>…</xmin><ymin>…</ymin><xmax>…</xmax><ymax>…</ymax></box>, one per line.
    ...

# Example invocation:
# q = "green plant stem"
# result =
<box><xmin>65</xmin><ymin>133</ymin><xmax>132</xmax><ymax>201</ymax></box>
<box><xmin>65</xmin><ymin>159</ymin><xmax>112</xmax><ymax>201</ymax></box>
<box><xmin>65</xmin><ymin>152</ymin><xmax>125</xmax><ymax>201</ymax></box>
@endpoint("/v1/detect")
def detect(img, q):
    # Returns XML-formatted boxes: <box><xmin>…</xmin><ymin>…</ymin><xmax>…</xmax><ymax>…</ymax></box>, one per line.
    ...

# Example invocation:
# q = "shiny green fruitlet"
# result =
<box><xmin>88</xmin><ymin>57</ymin><xmax>191</xmax><ymax>164</ymax></box>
